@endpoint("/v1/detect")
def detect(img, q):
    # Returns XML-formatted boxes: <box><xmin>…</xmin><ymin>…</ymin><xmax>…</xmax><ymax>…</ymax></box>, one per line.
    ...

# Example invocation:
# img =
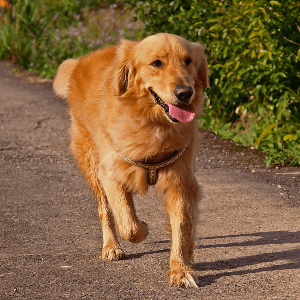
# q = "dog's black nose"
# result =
<box><xmin>174</xmin><ymin>85</ymin><xmax>193</xmax><ymax>103</ymax></box>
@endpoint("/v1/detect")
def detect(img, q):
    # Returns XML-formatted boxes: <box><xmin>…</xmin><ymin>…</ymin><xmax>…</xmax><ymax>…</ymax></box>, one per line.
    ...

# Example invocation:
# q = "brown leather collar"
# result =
<box><xmin>115</xmin><ymin>140</ymin><xmax>190</xmax><ymax>185</ymax></box>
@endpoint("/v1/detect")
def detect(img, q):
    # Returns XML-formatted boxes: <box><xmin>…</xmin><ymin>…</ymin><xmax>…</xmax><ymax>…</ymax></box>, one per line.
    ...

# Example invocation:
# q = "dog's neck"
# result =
<box><xmin>115</xmin><ymin>140</ymin><xmax>190</xmax><ymax>185</ymax></box>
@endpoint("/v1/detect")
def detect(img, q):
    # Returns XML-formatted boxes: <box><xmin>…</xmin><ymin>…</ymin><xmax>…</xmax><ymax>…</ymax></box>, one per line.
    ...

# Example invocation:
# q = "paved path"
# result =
<box><xmin>1</xmin><ymin>61</ymin><xmax>300</xmax><ymax>299</ymax></box>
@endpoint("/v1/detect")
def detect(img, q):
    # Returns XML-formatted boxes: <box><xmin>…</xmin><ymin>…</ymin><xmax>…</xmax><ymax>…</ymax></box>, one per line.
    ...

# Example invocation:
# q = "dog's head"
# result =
<box><xmin>115</xmin><ymin>33</ymin><xmax>209</xmax><ymax>123</ymax></box>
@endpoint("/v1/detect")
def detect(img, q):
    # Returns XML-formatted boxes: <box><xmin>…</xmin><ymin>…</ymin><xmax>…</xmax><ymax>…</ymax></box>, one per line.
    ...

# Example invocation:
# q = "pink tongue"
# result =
<box><xmin>167</xmin><ymin>103</ymin><xmax>195</xmax><ymax>122</ymax></box>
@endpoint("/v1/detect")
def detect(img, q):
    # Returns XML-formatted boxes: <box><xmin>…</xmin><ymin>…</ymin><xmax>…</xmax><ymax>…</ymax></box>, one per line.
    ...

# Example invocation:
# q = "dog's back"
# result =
<box><xmin>53</xmin><ymin>45</ymin><xmax>117</xmax><ymax>101</ymax></box>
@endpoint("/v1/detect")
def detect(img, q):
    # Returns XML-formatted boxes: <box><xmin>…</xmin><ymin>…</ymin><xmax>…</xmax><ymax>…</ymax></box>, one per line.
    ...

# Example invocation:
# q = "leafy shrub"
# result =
<box><xmin>126</xmin><ymin>0</ymin><xmax>300</xmax><ymax>166</ymax></box>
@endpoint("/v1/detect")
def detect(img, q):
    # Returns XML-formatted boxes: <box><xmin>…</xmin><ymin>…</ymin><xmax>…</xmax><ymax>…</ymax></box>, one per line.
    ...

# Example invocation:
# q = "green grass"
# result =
<box><xmin>0</xmin><ymin>0</ymin><xmax>139</xmax><ymax>78</ymax></box>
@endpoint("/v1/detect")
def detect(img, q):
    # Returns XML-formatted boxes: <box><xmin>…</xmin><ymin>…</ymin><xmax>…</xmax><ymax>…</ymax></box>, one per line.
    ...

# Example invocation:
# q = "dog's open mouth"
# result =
<box><xmin>149</xmin><ymin>89</ymin><xmax>195</xmax><ymax>123</ymax></box>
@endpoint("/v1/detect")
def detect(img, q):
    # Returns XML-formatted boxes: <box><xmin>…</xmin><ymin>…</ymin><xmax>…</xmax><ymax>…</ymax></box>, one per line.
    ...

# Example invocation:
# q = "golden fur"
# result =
<box><xmin>53</xmin><ymin>33</ymin><xmax>209</xmax><ymax>288</ymax></box>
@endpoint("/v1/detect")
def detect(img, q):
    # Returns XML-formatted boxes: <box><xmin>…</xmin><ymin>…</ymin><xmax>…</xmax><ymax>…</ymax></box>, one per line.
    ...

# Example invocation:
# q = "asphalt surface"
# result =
<box><xmin>1</xmin><ymin>60</ymin><xmax>300</xmax><ymax>299</ymax></box>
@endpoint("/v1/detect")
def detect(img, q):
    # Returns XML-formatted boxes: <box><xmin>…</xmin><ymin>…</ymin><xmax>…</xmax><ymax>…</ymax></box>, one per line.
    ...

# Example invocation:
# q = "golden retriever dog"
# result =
<box><xmin>53</xmin><ymin>33</ymin><xmax>209</xmax><ymax>288</ymax></box>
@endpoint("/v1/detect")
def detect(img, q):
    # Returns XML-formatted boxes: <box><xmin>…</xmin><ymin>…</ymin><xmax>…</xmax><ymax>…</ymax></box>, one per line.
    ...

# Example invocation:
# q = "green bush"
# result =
<box><xmin>125</xmin><ymin>0</ymin><xmax>300</xmax><ymax>166</ymax></box>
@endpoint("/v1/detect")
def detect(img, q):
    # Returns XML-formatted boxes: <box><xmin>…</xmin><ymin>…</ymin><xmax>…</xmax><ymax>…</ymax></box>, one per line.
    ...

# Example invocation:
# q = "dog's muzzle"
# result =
<box><xmin>149</xmin><ymin>89</ymin><xmax>179</xmax><ymax>122</ymax></box>
<box><xmin>150</xmin><ymin>89</ymin><xmax>196</xmax><ymax>123</ymax></box>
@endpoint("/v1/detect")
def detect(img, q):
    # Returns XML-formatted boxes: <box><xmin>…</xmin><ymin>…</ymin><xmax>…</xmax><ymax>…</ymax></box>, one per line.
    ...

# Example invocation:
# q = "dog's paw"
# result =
<box><xmin>120</xmin><ymin>220</ymin><xmax>148</xmax><ymax>244</ymax></box>
<box><xmin>168</xmin><ymin>269</ymin><xmax>199</xmax><ymax>288</ymax></box>
<box><xmin>101</xmin><ymin>246</ymin><xmax>126</xmax><ymax>261</ymax></box>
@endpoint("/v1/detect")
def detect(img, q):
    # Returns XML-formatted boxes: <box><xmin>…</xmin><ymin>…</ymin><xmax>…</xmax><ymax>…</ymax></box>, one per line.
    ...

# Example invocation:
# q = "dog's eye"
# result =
<box><xmin>150</xmin><ymin>60</ymin><xmax>163</xmax><ymax>68</ymax></box>
<box><xmin>185</xmin><ymin>58</ymin><xmax>192</xmax><ymax>66</ymax></box>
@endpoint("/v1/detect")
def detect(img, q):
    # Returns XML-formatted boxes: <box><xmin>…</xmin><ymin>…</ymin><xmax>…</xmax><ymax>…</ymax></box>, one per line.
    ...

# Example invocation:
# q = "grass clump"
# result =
<box><xmin>0</xmin><ymin>0</ymin><xmax>139</xmax><ymax>78</ymax></box>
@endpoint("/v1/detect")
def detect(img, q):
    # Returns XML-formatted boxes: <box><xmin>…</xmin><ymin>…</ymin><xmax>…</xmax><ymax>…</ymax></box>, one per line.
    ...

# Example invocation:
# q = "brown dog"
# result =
<box><xmin>53</xmin><ymin>33</ymin><xmax>209</xmax><ymax>287</ymax></box>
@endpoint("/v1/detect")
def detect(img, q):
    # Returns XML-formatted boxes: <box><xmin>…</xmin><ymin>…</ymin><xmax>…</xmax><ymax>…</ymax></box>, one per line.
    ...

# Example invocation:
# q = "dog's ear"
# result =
<box><xmin>192</xmin><ymin>43</ymin><xmax>210</xmax><ymax>88</ymax></box>
<box><xmin>115</xmin><ymin>39</ymin><xmax>139</xmax><ymax>96</ymax></box>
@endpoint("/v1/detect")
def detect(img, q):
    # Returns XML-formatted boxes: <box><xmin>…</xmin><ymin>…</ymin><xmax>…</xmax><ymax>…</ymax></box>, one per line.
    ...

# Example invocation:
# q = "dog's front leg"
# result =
<box><xmin>99</xmin><ymin>171</ymin><xmax>148</xmax><ymax>244</ymax></box>
<box><xmin>98</xmin><ymin>194</ymin><xmax>125</xmax><ymax>261</ymax></box>
<box><xmin>164</xmin><ymin>176</ymin><xmax>199</xmax><ymax>288</ymax></box>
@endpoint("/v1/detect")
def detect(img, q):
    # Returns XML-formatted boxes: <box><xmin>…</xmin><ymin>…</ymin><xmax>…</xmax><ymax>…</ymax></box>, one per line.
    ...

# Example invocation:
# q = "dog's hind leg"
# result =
<box><xmin>70</xmin><ymin>117</ymin><xmax>125</xmax><ymax>260</ymax></box>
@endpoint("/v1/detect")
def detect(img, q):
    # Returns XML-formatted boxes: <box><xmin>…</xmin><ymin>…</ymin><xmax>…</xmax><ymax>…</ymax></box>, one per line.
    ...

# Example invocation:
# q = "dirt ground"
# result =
<box><xmin>1</xmin><ymin>60</ymin><xmax>300</xmax><ymax>299</ymax></box>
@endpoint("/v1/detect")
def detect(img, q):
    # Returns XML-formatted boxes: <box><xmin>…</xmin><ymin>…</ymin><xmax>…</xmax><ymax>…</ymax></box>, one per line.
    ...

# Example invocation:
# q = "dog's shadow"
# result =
<box><xmin>123</xmin><ymin>231</ymin><xmax>300</xmax><ymax>287</ymax></box>
<box><xmin>195</xmin><ymin>231</ymin><xmax>300</xmax><ymax>287</ymax></box>
<box><xmin>126</xmin><ymin>240</ymin><xmax>170</xmax><ymax>260</ymax></box>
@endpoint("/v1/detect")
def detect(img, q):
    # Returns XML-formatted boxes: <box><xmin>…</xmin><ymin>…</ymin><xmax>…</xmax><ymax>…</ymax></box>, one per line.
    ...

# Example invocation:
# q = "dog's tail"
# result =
<box><xmin>53</xmin><ymin>58</ymin><xmax>79</xmax><ymax>99</ymax></box>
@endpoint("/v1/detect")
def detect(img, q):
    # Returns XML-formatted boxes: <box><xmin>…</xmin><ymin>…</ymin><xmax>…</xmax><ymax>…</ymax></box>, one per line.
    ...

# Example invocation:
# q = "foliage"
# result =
<box><xmin>0</xmin><ymin>0</ymin><xmax>136</xmax><ymax>78</ymax></box>
<box><xmin>126</xmin><ymin>0</ymin><xmax>300</xmax><ymax>166</ymax></box>
<box><xmin>0</xmin><ymin>0</ymin><xmax>97</xmax><ymax>78</ymax></box>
